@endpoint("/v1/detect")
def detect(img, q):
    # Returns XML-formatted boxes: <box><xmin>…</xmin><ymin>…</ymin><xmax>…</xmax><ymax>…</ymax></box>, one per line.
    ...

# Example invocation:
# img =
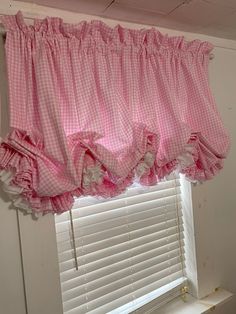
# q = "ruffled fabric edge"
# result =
<box><xmin>0</xmin><ymin>11</ymin><xmax>213</xmax><ymax>55</ymax></box>
<box><xmin>0</xmin><ymin>129</ymin><xmax>225</xmax><ymax>216</ymax></box>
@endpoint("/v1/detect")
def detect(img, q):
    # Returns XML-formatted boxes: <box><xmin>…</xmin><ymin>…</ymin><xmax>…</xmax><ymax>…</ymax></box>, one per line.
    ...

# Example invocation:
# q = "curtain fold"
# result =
<box><xmin>0</xmin><ymin>11</ymin><xmax>230</xmax><ymax>214</ymax></box>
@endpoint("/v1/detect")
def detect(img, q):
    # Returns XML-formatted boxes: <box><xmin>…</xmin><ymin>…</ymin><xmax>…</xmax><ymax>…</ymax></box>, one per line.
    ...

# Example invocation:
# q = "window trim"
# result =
<box><xmin>15</xmin><ymin>176</ymin><xmax>223</xmax><ymax>314</ymax></box>
<box><xmin>181</xmin><ymin>176</ymin><xmax>221</xmax><ymax>300</ymax></box>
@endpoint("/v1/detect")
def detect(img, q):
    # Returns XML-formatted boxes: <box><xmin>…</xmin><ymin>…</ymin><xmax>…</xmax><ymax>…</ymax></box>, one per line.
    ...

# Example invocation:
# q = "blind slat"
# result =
<box><xmin>60</xmin><ymin>199</ymin><xmax>181</xmax><ymax>232</ymax></box>
<box><xmin>68</xmin><ymin>179</ymin><xmax>181</xmax><ymax>214</ymax></box>
<box><xmin>58</xmin><ymin>222</ymin><xmax>183</xmax><ymax>263</ymax></box>
<box><xmin>56</xmin><ymin>204</ymin><xmax>182</xmax><ymax>240</ymax></box>
<box><xmin>61</xmin><ymin>245</ymin><xmax>184</xmax><ymax>293</ymax></box>
<box><xmin>57</xmin><ymin>214</ymin><xmax>182</xmax><ymax>254</ymax></box>
<box><xmin>62</xmin><ymin>248</ymin><xmax>184</xmax><ymax>302</ymax></box>
<box><xmin>87</xmin><ymin>272</ymin><xmax>184</xmax><ymax>314</ymax></box>
<box><xmin>59</xmin><ymin>231</ymin><xmax>184</xmax><ymax>273</ymax></box>
<box><xmin>63</xmin><ymin>263</ymin><xmax>183</xmax><ymax>312</ymax></box>
<box><xmin>56</xmin><ymin>193</ymin><xmax>181</xmax><ymax>233</ymax></box>
<box><xmin>60</xmin><ymin>239</ymin><xmax>184</xmax><ymax>284</ymax></box>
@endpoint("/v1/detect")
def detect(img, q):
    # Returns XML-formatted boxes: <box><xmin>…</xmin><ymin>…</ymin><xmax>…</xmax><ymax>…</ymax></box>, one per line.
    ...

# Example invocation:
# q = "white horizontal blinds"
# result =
<box><xmin>55</xmin><ymin>174</ymin><xmax>185</xmax><ymax>314</ymax></box>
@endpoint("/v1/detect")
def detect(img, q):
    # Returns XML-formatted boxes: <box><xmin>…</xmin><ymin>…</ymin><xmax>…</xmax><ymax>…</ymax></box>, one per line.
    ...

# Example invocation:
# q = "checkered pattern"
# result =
<box><xmin>0</xmin><ymin>11</ymin><xmax>230</xmax><ymax>214</ymax></box>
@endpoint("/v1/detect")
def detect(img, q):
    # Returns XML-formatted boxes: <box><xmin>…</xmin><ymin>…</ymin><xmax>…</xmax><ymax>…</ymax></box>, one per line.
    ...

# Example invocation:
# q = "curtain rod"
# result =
<box><xmin>0</xmin><ymin>12</ymin><xmax>235</xmax><ymax>55</ymax></box>
<box><xmin>0</xmin><ymin>24</ymin><xmax>215</xmax><ymax>58</ymax></box>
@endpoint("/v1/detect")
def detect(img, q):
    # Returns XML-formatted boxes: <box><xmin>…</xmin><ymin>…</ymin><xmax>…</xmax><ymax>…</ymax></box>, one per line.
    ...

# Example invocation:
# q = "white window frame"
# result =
<box><xmin>0</xmin><ymin>3</ymin><xmax>232</xmax><ymax>313</ymax></box>
<box><xmin>15</xmin><ymin>175</ymin><xmax>220</xmax><ymax>314</ymax></box>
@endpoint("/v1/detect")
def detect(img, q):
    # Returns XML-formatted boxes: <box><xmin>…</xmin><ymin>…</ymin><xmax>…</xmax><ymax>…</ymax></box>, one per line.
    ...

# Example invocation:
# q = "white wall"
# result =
<box><xmin>0</xmin><ymin>32</ymin><xmax>26</xmax><ymax>314</ymax></box>
<box><xmin>201</xmin><ymin>46</ymin><xmax>236</xmax><ymax>313</ymax></box>
<box><xmin>0</xmin><ymin>1</ymin><xmax>235</xmax><ymax>314</ymax></box>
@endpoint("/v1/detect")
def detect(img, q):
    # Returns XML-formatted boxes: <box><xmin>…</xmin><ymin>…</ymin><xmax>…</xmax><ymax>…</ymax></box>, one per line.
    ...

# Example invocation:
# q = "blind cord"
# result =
<box><xmin>69</xmin><ymin>209</ymin><xmax>79</xmax><ymax>270</ymax></box>
<box><xmin>174</xmin><ymin>174</ymin><xmax>188</xmax><ymax>300</ymax></box>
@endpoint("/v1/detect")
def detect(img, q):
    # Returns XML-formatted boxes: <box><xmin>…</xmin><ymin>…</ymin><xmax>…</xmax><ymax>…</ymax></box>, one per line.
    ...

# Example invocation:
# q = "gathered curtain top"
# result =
<box><xmin>0</xmin><ymin>12</ymin><xmax>230</xmax><ymax>215</ymax></box>
<box><xmin>3</xmin><ymin>11</ymin><xmax>213</xmax><ymax>55</ymax></box>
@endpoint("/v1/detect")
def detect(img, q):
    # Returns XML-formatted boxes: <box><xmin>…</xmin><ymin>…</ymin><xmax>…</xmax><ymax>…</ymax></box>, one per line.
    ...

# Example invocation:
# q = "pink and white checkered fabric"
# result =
<box><xmin>0</xmin><ymin>11</ymin><xmax>230</xmax><ymax>214</ymax></box>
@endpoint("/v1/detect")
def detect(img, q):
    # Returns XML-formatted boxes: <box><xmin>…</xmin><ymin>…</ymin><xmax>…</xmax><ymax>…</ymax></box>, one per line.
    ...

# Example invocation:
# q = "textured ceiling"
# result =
<box><xmin>14</xmin><ymin>0</ymin><xmax>236</xmax><ymax>40</ymax></box>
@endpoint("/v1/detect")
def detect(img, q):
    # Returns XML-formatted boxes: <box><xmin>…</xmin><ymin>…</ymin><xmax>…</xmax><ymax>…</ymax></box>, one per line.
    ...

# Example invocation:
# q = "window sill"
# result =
<box><xmin>150</xmin><ymin>288</ymin><xmax>233</xmax><ymax>314</ymax></box>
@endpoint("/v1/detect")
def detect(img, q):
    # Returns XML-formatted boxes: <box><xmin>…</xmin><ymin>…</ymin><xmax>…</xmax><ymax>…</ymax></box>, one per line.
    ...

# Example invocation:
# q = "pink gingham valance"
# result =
<box><xmin>0</xmin><ymin>12</ymin><xmax>230</xmax><ymax>214</ymax></box>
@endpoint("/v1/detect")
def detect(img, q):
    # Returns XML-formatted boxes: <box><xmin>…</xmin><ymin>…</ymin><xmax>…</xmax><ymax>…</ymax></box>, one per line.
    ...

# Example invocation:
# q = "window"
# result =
<box><xmin>55</xmin><ymin>173</ymin><xmax>186</xmax><ymax>313</ymax></box>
